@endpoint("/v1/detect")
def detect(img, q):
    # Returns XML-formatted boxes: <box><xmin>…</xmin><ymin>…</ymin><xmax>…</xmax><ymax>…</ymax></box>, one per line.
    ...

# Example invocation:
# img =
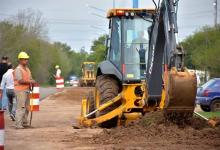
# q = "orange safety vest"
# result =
<box><xmin>14</xmin><ymin>65</ymin><xmax>32</xmax><ymax>91</ymax></box>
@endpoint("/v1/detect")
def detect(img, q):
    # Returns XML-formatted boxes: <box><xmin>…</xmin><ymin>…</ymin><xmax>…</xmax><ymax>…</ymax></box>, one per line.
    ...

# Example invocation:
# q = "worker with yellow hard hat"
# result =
<box><xmin>55</xmin><ymin>65</ymin><xmax>59</xmax><ymax>69</ymax></box>
<box><xmin>55</xmin><ymin>65</ymin><xmax>61</xmax><ymax>78</ymax></box>
<box><xmin>17</xmin><ymin>51</ymin><xmax>30</xmax><ymax>59</ymax></box>
<box><xmin>14</xmin><ymin>51</ymin><xmax>36</xmax><ymax>129</ymax></box>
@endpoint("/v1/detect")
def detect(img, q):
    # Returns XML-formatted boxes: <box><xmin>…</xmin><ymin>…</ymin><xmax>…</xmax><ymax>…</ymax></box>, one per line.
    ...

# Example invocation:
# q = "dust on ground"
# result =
<box><xmin>5</xmin><ymin>87</ymin><xmax>220</xmax><ymax>150</ymax></box>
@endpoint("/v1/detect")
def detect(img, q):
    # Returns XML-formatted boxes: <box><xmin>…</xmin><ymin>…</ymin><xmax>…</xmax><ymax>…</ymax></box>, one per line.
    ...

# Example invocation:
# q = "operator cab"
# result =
<box><xmin>82</xmin><ymin>62</ymin><xmax>95</xmax><ymax>71</ymax></box>
<box><xmin>106</xmin><ymin>9</ymin><xmax>155</xmax><ymax>83</ymax></box>
<box><xmin>82</xmin><ymin>62</ymin><xmax>95</xmax><ymax>79</ymax></box>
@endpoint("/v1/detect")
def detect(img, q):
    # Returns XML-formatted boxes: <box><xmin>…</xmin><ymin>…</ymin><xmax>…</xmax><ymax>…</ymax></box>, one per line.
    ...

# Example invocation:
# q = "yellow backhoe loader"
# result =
<box><xmin>77</xmin><ymin>0</ymin><xmax>197</xmax><ymax>128</ymax></box>
<box><xmin>79</xmin><ymin>62</ymin><xmax>96</xmax><ymax>87</ymax></box>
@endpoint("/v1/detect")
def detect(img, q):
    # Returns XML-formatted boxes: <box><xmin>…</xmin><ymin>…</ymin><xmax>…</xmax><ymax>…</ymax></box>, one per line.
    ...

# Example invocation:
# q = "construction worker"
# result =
<box><xmin>0</xmin><ymin>63</ymin><xmax>16</xmax><ymax>121</ymax></box>
<box><xmin>55</xmin><ymin>65</ymin><xmax>61</xmax><ymax>78</ymax></box>
<box><xmin>14</xmin><ymin>52</ymin><xmax>35</xmax><ymax>129</ymax></box>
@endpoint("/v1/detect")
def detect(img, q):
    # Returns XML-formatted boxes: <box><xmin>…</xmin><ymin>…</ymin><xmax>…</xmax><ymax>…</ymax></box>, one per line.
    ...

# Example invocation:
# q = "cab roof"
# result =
<box><xmin>82</xmin><ymin>62</ymin><xmax>95</xmax><ymax>64</ymax></box>
<box><xmin>107</xmin><ymin>8</ymin><xmax>156</xmax><ymax>18</ymax></box>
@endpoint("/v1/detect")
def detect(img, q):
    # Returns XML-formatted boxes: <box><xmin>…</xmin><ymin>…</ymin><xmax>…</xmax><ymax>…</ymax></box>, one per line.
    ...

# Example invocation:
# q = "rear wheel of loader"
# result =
<box><xmin>96</xmin><ymin>75</ymin><xmax>121</xmax><ymax>128</ymax></box>
<box><xmin>87</xmin><ymin>91</ymin><xmax>95</xmax><ymax>119</ymax></box>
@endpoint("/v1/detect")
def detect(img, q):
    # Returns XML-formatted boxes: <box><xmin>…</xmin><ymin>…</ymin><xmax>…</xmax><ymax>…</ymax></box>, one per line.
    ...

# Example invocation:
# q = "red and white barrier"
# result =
<box><xmin>0</xmin><ymin>111</ymin><xmax>4</xmax><ymax>150</ymax></box>
<box><xmin>56</xmin><ymin>77</ymin><xmax>64</xmax><ymax>89</ymax></box>
<box><xmin>29</xmin><ymin>83</ymin><xmax>40</xmax><ymax>111</ymax></box>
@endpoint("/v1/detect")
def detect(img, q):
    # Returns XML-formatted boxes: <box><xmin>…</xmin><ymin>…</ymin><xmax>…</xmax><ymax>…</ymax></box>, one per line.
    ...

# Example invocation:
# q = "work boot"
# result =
<box><xmin>23</xmin><ymin>122</ymin><xmax>30</xmax><ymax>128</ymax></box>
<box><xmin>15</xmin><ymin>125</ymin><xmax>25</xmax><ymax>129</ymax></box>
<box><xmin>10</xmin><ymin>114</ymin><xmax>16</xmax><ymax>121</ymax></box>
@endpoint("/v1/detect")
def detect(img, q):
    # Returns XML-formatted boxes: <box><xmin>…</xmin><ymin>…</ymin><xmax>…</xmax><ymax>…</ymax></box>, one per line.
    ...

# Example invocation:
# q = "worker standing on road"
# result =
<box><xmin>14</xmin><ymin>52</ymin><xmax>35</xmax><ymax>129</ymax></box>
<box><xmin>0</xmin><ymin>56</ymin><xmax>9</xmax><ymax>110</ymax></box>
<box><xmin>55</xmin><ymin>65</ymin><xmax>61</xmax><ymax>78</ymax></box>
<box><xmin>0</xmin><ymin>63</ymin><xmax>16</xmax><ymax>121</ymax></box>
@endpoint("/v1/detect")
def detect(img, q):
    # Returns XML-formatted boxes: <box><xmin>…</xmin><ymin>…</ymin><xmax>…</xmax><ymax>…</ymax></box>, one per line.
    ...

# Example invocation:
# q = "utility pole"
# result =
<box><xmin>213</xmin><ymin>0</ymin><xmax>218</xmax><ymax>27</ymax></box>
<box><xmin>113</xmin><ymin>0</ymin><xmax>115</xmax><ymax>8</ymax></box>
<box><xmin>133</xmin><ymin>0</ymin><xmax>139</xmax><ymax>8</ymax></box>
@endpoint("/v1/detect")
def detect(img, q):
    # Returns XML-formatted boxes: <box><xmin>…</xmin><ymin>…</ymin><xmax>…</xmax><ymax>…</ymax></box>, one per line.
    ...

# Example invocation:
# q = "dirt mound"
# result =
<box><xmin>91</xmin><ymin>111</ymin><xmax>220</xmax><ymax>149</ymax></box>
<box><xmin>48</xmin><ymin>87</ymin><xmax>93</xmax><ymax>101</ymax></box>
<box><xmin>140</xmin><ymin>111</ymin><xmax>209</xmax><ymax>129</ymax></box>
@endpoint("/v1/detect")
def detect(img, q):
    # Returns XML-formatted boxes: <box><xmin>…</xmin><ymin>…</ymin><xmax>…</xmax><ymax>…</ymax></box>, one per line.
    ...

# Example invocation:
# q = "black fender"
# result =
<box><xmin>96</xmin><ymin>60</ymin><xmax>122</xmax><ymax>81</ymax></box>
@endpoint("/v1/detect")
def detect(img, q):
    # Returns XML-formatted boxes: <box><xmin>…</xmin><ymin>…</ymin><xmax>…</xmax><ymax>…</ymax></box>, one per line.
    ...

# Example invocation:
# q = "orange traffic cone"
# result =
<box><xmin>56</xmin><ymin>77</ymin><xmax>64</xmax><ymax>89</ymax></box>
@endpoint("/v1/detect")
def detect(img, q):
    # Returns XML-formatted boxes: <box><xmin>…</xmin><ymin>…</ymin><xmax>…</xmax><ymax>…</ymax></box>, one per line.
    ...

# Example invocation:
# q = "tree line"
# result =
<box><xmin>182</xmin><ymin>25</ymin><xmax>220</xmax><ymax>77</ymax></box>
<box><xmin>2</xmin><ymin>9</ymin><xmax>218</xmax><ymax>85</ymax></box>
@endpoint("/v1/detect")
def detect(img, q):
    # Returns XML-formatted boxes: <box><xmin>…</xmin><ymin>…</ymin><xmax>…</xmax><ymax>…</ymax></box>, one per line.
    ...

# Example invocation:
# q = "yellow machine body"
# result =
<box><xmin>80</xmin><ymin>62</ymin><xmax>96</xmax><ymax>87</ymax></box>
<box><xmin>78</xmin><ymin>67</ymin><xmax>197</xmax><ymax>127</ymax></box>
<box><xmin>79</xmin><ymin>83</ymin><xmax>149</xmax><ymax>127</ymax></box>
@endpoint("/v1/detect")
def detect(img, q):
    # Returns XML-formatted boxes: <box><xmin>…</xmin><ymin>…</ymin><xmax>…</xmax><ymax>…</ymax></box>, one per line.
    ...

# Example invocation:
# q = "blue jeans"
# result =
<box><xmin>6</xmin><ymin>89</ymin><xmax>16</xmax><ymax>115</ymax></box>
<box><xmin>1</xmin><ymin>88</ymin><xmax>8</xmax><ymax>110</ymax></box>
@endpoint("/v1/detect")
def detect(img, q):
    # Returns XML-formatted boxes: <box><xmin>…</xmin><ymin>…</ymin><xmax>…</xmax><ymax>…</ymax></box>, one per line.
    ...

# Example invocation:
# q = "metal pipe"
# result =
<box><xmin>113</xmin><ymin>0</ymin><xmax>116</xmax><ymax>8</ymax></box>
<box><xmin>85</xmin><ymin>94</ymin><xmax>122</xmax><ymax>118</ymax></box>
<box><xmin>194</xmin><ymin>111</ymin><xmax>208</xmax><ymax>121</ymax></box>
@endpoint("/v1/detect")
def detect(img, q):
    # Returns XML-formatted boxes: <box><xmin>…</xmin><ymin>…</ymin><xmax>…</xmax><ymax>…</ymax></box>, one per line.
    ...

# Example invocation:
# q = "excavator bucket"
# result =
<box><xmin>164</xmin><ymin>68</ymin><xmax>197</xmax><ymax>122</ymax></box>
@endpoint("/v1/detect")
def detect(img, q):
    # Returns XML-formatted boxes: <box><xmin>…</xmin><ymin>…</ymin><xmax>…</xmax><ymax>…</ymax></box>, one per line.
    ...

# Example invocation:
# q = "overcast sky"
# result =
<box><xmin>0</xmin><ymin>0</ymin><xmax>219</xmax><ymax>52</ymax></box>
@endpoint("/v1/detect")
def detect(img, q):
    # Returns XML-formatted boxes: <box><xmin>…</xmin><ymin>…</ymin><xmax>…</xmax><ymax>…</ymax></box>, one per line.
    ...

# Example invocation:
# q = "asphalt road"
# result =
<box><xmin>39</xmin><ymin>87</ymin><xmax>57</xmax><ymax>100</ymax></box>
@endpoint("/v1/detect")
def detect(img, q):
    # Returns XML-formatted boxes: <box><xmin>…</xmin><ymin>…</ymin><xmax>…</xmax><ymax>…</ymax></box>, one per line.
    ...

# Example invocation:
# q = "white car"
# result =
<box><xmin>69</xmin><ymin>76</ymin><xmax>79</xmax><ymax>87</ymax></box>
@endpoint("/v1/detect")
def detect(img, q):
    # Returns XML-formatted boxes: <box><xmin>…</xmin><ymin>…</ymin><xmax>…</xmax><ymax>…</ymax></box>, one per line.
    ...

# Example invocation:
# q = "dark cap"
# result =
<box><xmin>2</xmin><ymin>56</ymin><xmax>8</xmax><ymax>60</ymax></box>
<box><xmin>7</xmin><ymin>63</ymin><xmax>13</xmax><ymax>69</ymax></box>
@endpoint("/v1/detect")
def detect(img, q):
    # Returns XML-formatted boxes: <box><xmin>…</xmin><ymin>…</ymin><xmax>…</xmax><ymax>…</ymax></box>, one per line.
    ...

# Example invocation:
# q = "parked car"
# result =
<box><xmin>196</xmin><ymin>78</ymin><xmax>220</xmax><ymax>112</ymax></box>
<box><xmin>69</xmin><ymin>75</ymin><xmax>79</xmax><ymax>87</ymax></box>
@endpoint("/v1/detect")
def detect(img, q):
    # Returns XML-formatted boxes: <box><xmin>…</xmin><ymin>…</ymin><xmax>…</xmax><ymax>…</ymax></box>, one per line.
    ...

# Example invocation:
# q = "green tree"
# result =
<box><xmin>182</xmin><ymin>25</ymin><xmax>220</xmax><ymax>77</ymax></box>
<box><xmin>89</xmin><ymin>35</ymin><xmax>107</xmax><ymax>64</ymax></box>
<box><xmin>0</xmin><ymin>10</ymin><xmax>108</xmax><ymax>85</ymax></box>
<box><xmin>0</xmin><ymin>10</ymin><xmax>72</xmax><ymax>84</ymax></box>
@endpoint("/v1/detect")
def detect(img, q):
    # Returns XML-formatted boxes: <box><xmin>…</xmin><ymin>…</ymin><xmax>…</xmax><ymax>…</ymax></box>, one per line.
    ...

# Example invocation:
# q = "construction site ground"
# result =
<box><xmin>5</xmin><ymin>87</ymin><xmax>220</xmax><ymax>150</ymax></box>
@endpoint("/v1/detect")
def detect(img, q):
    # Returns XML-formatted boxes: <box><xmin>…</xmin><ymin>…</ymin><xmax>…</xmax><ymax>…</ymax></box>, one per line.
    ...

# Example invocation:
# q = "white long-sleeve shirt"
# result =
<box><xmin>56</xmin><ymin>69</ymin><xmax>61</xmax><ymax>78</ymax></box>
<box><xmin>0</xmin><ymin>69</ymin><xmax>14</xmax><ymax>90</ymax></box>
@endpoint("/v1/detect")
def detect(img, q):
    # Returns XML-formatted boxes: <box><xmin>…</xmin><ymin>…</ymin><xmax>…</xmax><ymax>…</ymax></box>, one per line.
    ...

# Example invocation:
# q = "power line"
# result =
<box><xmin>90</xmin><ymin>13</ymin><xmax>106</xmax><ymax>19</ymax></box>
<box><xmin>180</xmin><ymin>13</ymin><xmax>213</xmax><ymax>19</ymax></box>
<box><xmin>0</xmin><ymin>12</ymin><xmax>107</xmax><ymax>27</ymax></box>
<box><xmin>90</xmin><ymin>25</ymin><xmax>106</xmax><ymax>32</ymax></box>
<box><xmin>180</xmin><ymin>10</ymin><xmax>213</xmax><ymax>16</ymax></box>
<box><xmin>49</xmin><ymin>29</ymin><xmax>101</xmax><ymax>32</ymax></box>
<box><xmin>0</xmin><ymin>12</ymin><xmax>106</xmax><ymax>22</ymax></box>
<box><xmin>86</xmin><ymin>4</ymin><xmax>106</xmax><ymax>13</ymax></box>
<box><xmin>50</xmin><ymin>38</ymin><xmax>94</xmax><ymax>41</ymax></box>
<box><xmin>47</xmin><ymin>18</ymin><xmax>106</xmax><ymax>23</ymax></box>
<box><xmin>47</xmin><ymin>21</ymin><xmax>106</xmax><ymax>26</ymax></box>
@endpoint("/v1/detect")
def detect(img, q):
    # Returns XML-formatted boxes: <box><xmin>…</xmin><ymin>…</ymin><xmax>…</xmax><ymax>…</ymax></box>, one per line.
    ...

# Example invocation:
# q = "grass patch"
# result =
<box><xmin>40</xmin><ymin>83</ymin><xmax>54</xmax><ymax>87</ymax></box>
<box><xmin>197</xmin><ymin>111</ymin><xmax>220</xmax><ymax>119</ymax></box>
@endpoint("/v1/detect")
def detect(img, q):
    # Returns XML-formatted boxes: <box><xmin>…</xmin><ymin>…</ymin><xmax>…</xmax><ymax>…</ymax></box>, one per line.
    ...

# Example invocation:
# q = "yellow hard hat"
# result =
<box><xmin>18</xmin><ymin>51</ymin><xmax>29</xmax><ymax>59</ymax></box>
<box><xmin>55</xmin><ymin>65</ymin><xmax>59</xmax><ymax>69</ymax></box>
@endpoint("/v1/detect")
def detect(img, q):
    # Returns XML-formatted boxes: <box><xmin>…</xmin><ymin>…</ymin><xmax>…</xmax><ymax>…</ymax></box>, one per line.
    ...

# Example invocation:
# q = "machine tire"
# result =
<box><xmin>211</xmin><ymin>99</ymin><xmax>220</xmax><ymax>112</ymax></box>
<box><xmin>200</xmin><ymin>105</ymin><xmax>211</xmax><ymax>112</ymax></box>
<box><xmin>87</xmin><ymin>91</ymin><xmax>95</xmax><ymax>119</ymax></box>
<box><xmin>96</xmin><ymin>75</ymin><xmax>121</xmax><ymax>128</ymax></box>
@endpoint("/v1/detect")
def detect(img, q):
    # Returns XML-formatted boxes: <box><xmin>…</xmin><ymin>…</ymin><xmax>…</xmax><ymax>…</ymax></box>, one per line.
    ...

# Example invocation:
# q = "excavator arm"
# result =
<box><xmin>147</xmin><ymin>0</ymin><xmax>197</xmax><ymax>120</ymax></box>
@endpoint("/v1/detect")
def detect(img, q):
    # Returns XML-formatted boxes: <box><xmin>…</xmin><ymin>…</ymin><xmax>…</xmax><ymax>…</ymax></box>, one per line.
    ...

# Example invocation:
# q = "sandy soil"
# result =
<box><xmin>4</xmin><ymin>87</ymin><xmax>220</xmax><ymax>150</ymax></box>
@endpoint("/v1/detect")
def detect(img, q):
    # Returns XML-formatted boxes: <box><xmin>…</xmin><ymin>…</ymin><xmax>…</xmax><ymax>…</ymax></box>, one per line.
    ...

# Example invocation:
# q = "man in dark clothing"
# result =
<box><xmin>0</xmin><ymin>63</ymin><xmax>16</xmax><ymax>120</ymax></box>
<box><xmin>0</xmin><ymin>56</ymin><xmax>9</xmax><ymax>109</ymax></box>
<box><xmin>0</xmin><ymin>56</ymin><xmax>9</xmax><ymax>82</ymax></box>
